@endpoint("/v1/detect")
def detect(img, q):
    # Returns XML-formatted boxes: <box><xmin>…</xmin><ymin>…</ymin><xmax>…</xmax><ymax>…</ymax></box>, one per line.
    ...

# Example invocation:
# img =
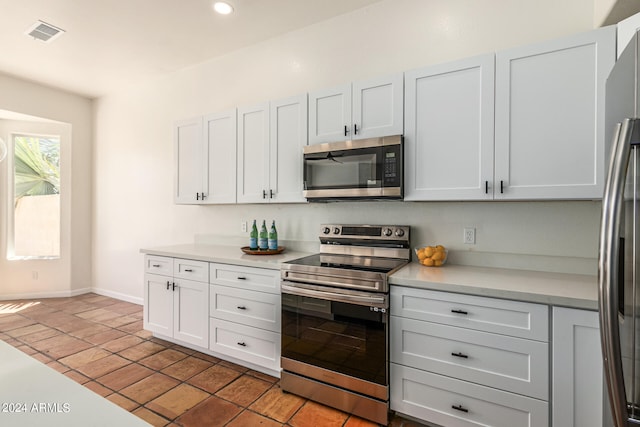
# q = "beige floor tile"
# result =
<box><xmin>120</xmin><ymin>373</ymin><xmax>180</xmax><ymax>405</ymax></box>
<box><xmin>146</xmin><ymin>383</ymin><xmax>209</xmax><ymax>420</ymax></box>
<box><xmin>249</xmin><ymin>386</ymin><xmax>305</xmax><ymax>423</ymax></box>
<box><xmin>215</xmin><ymin>375</ymin><xmax>271</xmax><ymax>407</ymax></box>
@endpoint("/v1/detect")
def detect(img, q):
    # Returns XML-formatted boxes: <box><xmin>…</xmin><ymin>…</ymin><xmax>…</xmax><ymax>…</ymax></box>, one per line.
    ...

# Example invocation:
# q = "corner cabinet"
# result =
<box><xmin>143</xmin><ymin>256</ymin><xmax>209</xmax><ymax>348</ymax></box>
<box><xmin>308</xmin><ymin>73</ymin><xmax>403</xmax><ymax>145</ymax></box>
<box><xmin>404</xmin><ymin>54</ymin><xmax>495</xmax><ymax>201</ymax></box>
<box><xmin>174</xmin><ymin>109</ymin><xmax>237</xmax><ymax>204</ymax></box>
<box><xmin>494</xmin><ymin>26</ymin><xmax>615</xmax><ymax>200</ymax></box>
<box><xmin>236</xmin><ymin>94</ymin><xmax>307</xmax><ymax>204</ymax></box>
<box><xmin>552</xmin><ymin>307</ymin><xmax>604</xmax><ymax>427</ymax></box>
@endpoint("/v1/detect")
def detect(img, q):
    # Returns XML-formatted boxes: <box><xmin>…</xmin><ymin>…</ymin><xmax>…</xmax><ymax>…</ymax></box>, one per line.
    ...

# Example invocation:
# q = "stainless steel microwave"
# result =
<box><xmin>303</xmin><ymin>135</ymin><xmax>403</xmax><ymax>201</ymax></box>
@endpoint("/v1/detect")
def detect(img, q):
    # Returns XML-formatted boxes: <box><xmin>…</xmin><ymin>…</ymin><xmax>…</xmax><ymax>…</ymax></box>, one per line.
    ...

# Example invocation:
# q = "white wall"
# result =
<box><xmin>93</xmin><ymin>0</ymin><xmax>602</xmax><ymax>302</ymax></box>
<box><xmin>0</xmin><ymin>77</ymin><xmax>92</xmax><ymax>299</ymax></box>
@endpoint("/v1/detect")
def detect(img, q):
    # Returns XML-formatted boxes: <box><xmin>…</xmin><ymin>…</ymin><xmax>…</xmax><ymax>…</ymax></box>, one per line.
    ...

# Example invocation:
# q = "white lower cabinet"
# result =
<box><xmin>209</xmin><ymin>263</ymin><xmax>281</xmax><ymax>373</ymax></box>
<box><xmin>143</xmin><ymin>256</ymin><xmax>209</xmax><ymax>348</ymax></box>
<box><xmin>390</xmin><ymin>286</ymin><xmax>549</xmax><ymax>426</ymax></box>
<box><xmin>552</xmin><ymin>307</ymin><xmax>604</xmax><ymax>427</ymax></box>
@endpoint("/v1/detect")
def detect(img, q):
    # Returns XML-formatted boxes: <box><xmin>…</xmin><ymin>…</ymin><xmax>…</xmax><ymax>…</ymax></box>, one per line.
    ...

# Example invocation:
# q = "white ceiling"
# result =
<box><xmin>0</xmin><ymin>0</ymin><xmax>383</xmax><ymax>99</ymax></box>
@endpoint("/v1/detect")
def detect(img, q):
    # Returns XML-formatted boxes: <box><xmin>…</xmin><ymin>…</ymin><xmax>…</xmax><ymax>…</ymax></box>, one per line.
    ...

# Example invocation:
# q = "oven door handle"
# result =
<box><xmin>281</xmin><ymin>283</ymin><xmax>386</xmax><ymax>307</ymax></box>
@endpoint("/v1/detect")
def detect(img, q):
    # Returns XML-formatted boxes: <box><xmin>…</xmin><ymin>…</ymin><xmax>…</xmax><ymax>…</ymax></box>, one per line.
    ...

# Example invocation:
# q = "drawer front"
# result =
<box><xmin>210</xmin><ymin>285</ymin><xmax>280</xmax><ymax>332</ymax></box>
<box><xmin>391</xmin><ymin>316</ymin><xmax>548</xmax><ymax>400</ymax></box>
<box><xmin>209</xmin><ymin>318</ymin><xmax>280</xmax><ymax>370</ymax></box>
<box><xmin>391</xmin><ymin>286</ymin><xmax>548</xmax><ymax>341</ymax></box>
<box><xmin>210</xmin><ymin>263</ymin><xmax>279</xmax><ymax>294</ymax></box>
<box><xmin>174</xmin><ymin>258</ymin><xmax>209</xmax><ymax>282</ymax></box>
<box><xmin>391</xmin><ymin>364</ymin><xmax>548</xmax><ymax>427</ymax></box>
<box><xmin>145</xmin><ymin>255</ymin><xmax>173</xmax><ymax>276</ymax></box>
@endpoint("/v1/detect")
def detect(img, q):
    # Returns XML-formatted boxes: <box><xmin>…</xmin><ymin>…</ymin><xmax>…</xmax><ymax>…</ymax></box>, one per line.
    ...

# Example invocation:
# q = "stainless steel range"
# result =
<box><xmin>280</xmin><ymin>224</ymin><xmax>410</xmax><ymax>425</ymax></box>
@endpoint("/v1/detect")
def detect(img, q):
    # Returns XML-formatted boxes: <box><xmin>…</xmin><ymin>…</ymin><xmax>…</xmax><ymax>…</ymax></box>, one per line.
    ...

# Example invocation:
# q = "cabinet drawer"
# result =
<box><xmin>174</xmin><ymin>258</ymin><xmax>209</xmax><ymax>282</ymax></box>
<box><xmin>391</xmin><ymin>364</ymin><xmax>548</xmax><ymax>427</ymax></box>
<box><xmin>391</xmin><ymin>286</ymin><xmax>548</xmax><ymax>341</ymax></box>
<box><xmin>210</xmin><ymin>263</ymin><xmax>279</xmax><ymax>294</ymax></box>
<box><xmin>209</xmin><ymin>318</ymin><xmax>280</xmax><ymax>371</ymax></box>
<box><xmin>210</xmin><ymin>285</ymin><xmax>280</xmax><ymax>332</ymax></box>
<box><xmin>391</xmin><ymin>316</ymin><xmax>548</xmax><ymax>400</ymax></box>
<box><xmin>145</xmin><ymin>255</ymin><xmax>173</xmax><ymax>276</ymax></box>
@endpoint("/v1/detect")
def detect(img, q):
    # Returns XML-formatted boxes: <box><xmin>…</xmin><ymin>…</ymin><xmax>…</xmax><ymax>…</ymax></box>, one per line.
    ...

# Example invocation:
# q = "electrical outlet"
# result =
<box><xmin>463</xmin><ymin>227</ymin><xmax>476</xmax><ymax>244</ymax></box>
<box><xmin>241</xmin><ymin>221</ymin><xmax>247</xmax><ymax>233</ymax></box>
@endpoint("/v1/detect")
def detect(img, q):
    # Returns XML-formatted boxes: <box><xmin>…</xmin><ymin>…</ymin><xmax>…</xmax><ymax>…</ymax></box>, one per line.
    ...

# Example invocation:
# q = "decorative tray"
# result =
<box><xmin>241</xmin><ymin>246</ymin><xmax>285</xmax><ymax>255</ymax></box>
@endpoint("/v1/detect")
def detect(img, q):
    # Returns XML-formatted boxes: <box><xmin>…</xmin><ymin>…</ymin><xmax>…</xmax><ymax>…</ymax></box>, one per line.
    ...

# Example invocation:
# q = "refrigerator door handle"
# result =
<box><xmin>599</xmin><ymin>118</ymin><xmax>637</xmax><ymax>427</ymax></box>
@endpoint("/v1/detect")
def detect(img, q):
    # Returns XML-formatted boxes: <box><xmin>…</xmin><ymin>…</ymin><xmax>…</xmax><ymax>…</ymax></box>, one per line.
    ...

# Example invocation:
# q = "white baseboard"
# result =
<box><xmin>91</xmin><ymin>288</ymin><xmax>143</xmax><ymax>306</ymax></box>
<box><xmin>0</xmin><ymin>287</ymin><xmax>91</xmax><ymax>301</ymax></box>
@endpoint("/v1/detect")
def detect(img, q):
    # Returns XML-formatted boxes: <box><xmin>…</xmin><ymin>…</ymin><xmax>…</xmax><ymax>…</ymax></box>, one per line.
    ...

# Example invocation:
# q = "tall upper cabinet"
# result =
<box><xmin>494</xmin><ymin>26</ymin><xmax>615</xmax><ymax>200</ymax></box>
<box><xmin>237</xmin><ymin>94</ymin><xmax>307</xmax><ymax>203</ymax></box>
<box><xmin>404</xmin><ymin>26</ymin><xmax>615</xmax><ymax>201</ymax></box>
<box><xmin>174</xmin><ymin>109</ymin><xmax>237</xmax><ymax>204</ymax></box>
<box><xmin>617</xmin><ymin>12</ymin><xmax>640</xmax><ymax>58</ymax></box>
<box><xmin>404</xmin><ymin>54</ymin><xmax>495</xmax><ymax>201</ymax></box>
<box><xmin>308</xmin><ymin>73</ymin><xmax>403</xmax><ymax>145</ymax></box>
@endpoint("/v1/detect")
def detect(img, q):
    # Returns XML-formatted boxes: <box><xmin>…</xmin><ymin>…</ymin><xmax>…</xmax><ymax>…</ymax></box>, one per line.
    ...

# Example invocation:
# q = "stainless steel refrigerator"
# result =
<box><xmin>600</xmin><ymin>30</ymin><xmax>640</xmax><ymax>427</ymax></box>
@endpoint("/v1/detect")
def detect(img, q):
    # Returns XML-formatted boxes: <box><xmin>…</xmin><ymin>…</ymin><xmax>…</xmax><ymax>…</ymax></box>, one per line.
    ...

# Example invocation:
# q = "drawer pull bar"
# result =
<box><xmin>184</xmin><ymin>269</ymin><xmax>193</xmax><ymax>272</ymax></box>
<box><xmin>237</xmin><ymin>306</ymin><xmax>247</xmax><ymax>310</ymax></box>
<box><xmin>237</xmin><ymin>342</ymin><xmax>246</xmax><ymax>347</ymax></box>
<box><xmin>152</xmin><ymin>264</ymin><xmax>161</xmax><ymax>268</ymax></box>
<box><xmin>452</xmin><ymin>404</ymin><xmax>468</xmax><ymax>413</ymax></box>
<box><xmin>451</xmin><ymin>352</ymin><xmax>468</xmax><ymax>359</ymax></box>
<box><xmin>237</xmin><ymin>276</ymin><xmax>247</xmax><ymax>280</ymax></box>
<box><xmin>173</xmin><ymin>283</ymin><xmax>178</xmax><ymax>291</ymax></box>
<box><xmin>451</xmin><ymin>309</ymin><xmax>468</xmax><ymax>315</ymax></box>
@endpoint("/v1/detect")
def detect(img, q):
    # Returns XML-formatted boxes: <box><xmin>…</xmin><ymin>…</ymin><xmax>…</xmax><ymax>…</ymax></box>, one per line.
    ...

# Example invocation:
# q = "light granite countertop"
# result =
<box><xmin>390</xmin><ymin>262</ymin><xmax>598</xmax><ymax>310</ymax></box>
<box><xmin>141</xmin><ymin>244</ymin><xmax>598</xmax><ymax>310</ymax></box>
<box><xmin>140</xmin><ymin>243</ymin><xmax>312</xmax><ymax>270</ymax></box>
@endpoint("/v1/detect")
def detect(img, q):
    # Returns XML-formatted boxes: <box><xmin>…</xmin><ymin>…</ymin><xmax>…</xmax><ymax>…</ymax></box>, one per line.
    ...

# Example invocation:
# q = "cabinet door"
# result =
<box><xmin>237</xmin><ymin>103</ymin><xmax>270</xmax><ymax>203</ymax></box>
<box><xmin>308</xmin><ymin>83</ymin><xmax>351</xmax><ymax>145</ymax></box>
<box><xmin>617</xmin><ymin>13</ymin><xmax>640</xmax><ymax>58</ymax></box>
<box><xmin>143</xmin><ymin>273</ymin><xmax>173</xmax><ymax>336</ymax></box>
<box><xmin>203</xmin><ymin>109</ymin><xmax>237</xmax><ymax>204</ymax></box>
<box><xmin>552</xmin><ymin>307</ymin><xmax>603</xmax><ymax>427</ymax></box>
<box><xmin>173</xmin><ymin>278</ymin><xmax>209</xmax><ymax>348</ymax></box>
<box><xmin>495</xmin><ymin>26</ymin><xmax>615</xmax><ymax>200</ymax></box>
<box><xmin>174</xmin><ymin>117</ymin><xmax>204</xmax><ymax>204</ymax></box>
<box><xmin>269</xmin><ymin>94</ymin><xmax>307</xmax><ymax>203</ymax></box>
<box><xmin>404</xmin><ymin>54</ymin><xmax>495</xmax><ymax>201</ymax></box>
<box><xmin>352</xmin><ymin>73</ymin><xmax>403</xmax><ymax>140</ymax></box>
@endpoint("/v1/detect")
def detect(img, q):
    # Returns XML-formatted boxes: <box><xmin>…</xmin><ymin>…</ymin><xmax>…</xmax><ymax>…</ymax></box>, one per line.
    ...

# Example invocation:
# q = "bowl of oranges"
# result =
<box><xmin>415</xmin><ymin>245</ymin><xmax>447</xmax><ymax>267</ymax></box>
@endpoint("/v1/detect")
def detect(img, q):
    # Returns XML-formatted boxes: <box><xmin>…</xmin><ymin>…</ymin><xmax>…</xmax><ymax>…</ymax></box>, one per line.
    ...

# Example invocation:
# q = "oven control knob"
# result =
<box><xmin>333</xmin><ymin>227</ymin><xmax>340</xmax><ymax>234</ymax></box>
<box><xmin>383</xmin><ymin>228</ymin><xmax>393</xmax><ymax>237</ymax></box>
<box><xmin>323</xmin><ymin>227</ymin><xmax>331</xmax><ymax>234</ymax></box>
<box><xmin>395</xmin><ymin>229</ymin><xmax>405</xmax><ymax>237</ymax></box>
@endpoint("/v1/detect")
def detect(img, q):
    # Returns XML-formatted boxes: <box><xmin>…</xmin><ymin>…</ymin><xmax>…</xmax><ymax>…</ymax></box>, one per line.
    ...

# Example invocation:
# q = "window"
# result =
<box><xmin>10</xmin><ymin>133</ymin><xmax>61</xmax><ymax>259</ymax></box>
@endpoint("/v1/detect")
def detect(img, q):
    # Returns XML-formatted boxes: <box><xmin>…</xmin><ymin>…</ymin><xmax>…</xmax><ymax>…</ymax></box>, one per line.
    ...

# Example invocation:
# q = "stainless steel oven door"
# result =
<box><xmin>281</xmin><ymin>281</ymin><xmax>389</xmax><ymax>388</ymax></box>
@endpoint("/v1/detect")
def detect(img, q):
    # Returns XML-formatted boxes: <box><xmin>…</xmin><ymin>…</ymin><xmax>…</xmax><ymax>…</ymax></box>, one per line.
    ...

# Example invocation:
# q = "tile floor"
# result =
<box><xmin>0</xmin><ymin>293</ymin><xmax>423</xmax><ymax>427</ymax></box>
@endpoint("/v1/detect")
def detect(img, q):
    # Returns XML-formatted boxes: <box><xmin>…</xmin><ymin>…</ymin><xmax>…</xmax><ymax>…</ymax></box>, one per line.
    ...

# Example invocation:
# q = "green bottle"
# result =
<box><xmin>249</xmin><ymin>220</ymin><xmax>258</xmax><ymax>250</ymax></box>
<box><xmin>259</xmin><ymin>220</ymin><xmax>268</xmax><ymax>250</ymax></box>
<box><xmin>268</xmin><ymin>221</ymin><xmax>278</xmax><ymax>250</ymax></box>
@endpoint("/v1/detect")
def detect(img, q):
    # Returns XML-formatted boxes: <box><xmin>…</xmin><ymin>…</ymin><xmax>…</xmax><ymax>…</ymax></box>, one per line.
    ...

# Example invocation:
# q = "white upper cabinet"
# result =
<box><xmin>174</xmin><ymin>116</ymin><xmax>204</xmax><ymax>204</ymax></box>
<box><xmin>237</xmin><ymin>95</ymin><xmax>307</xmax><ymax>204</ymax></box>
<box><xmin>308</xmin><ymin>73</ymin><xmax>403</xmax><ymax>145</ymax></box>
<box><xmin>617</xmin><ymin>12</ymin><xmax>640</xmax><ymax>58</ymax></box>
<box><xmin>404</xmin><ymin>54</ymin><xmax>495</xmax><ymax>201</ymax></box>
<box><xmin>204</xmin><ymin>109</ymin><xmax>237</xmax><ymax>204</ymax></box>
<box><xmin>174</xmin><ymin>111</ymin><xmax>236</xmax><ymax>205</ymax></box>
<box><xmin>494</xmin><ymin>26</ymin><xmax>615</xmax><ymax>200</ymax></box>
<box><xmin>237</xmin><ymin>103</ymin><xmax>270</xmax><ymax>203</ymax></box>
<box><xmin>269</xmin><ymin>94</ymin><xmax>307</xmax><ymax>203</ymax></box>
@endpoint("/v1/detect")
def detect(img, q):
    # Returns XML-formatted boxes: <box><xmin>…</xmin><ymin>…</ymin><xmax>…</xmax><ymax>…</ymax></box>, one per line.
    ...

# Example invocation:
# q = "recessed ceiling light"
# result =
<box><xmin>213</xmin><ymin>2</ymin><xmax>234</xmax><ymax>15</ymax></box>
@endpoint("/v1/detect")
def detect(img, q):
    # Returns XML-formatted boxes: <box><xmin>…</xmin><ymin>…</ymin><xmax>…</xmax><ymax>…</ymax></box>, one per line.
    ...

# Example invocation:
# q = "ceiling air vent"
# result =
<box><xmin>25</xmin><ymin>20</ymin><xmax>65</xmax><ymax>43</ymax></box>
